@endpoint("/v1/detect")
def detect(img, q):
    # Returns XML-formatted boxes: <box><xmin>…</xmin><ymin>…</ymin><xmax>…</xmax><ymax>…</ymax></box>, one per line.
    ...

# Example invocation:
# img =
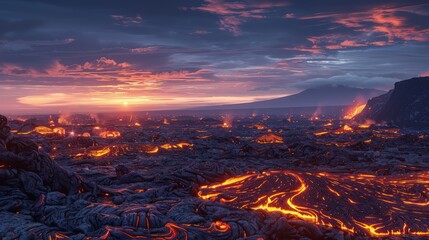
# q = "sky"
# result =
<box><xmin>1</xmin><ymin>0</ymin><xmax>429</xmax><ymax>114</ymax></box>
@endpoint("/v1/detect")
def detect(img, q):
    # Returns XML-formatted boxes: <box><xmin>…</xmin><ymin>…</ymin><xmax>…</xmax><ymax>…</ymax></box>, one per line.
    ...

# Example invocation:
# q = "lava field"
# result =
<box><xmin>1</xmin><ymin>111</ymin><xmax>429</xmax><ymax>239</ymax></box>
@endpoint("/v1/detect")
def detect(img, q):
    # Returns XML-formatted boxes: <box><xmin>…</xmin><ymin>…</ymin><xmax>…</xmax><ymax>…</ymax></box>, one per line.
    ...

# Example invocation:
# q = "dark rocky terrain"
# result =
<box><xmin>1</xmin><ymin>110</ymin><xmax>429</xmax><ymax>239</ymax></box>
<box><xmin>357</xmin><ymin>77</ymin><xmax>429</xmax><ymax>127</ymax></box>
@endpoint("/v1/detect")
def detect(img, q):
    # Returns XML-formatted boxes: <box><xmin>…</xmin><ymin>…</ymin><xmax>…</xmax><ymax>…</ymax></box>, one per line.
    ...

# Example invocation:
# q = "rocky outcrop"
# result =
<box><xmin>357</xmin><ymin>77</ymin><xmax>429</xmax><ymax>128</ymax></box>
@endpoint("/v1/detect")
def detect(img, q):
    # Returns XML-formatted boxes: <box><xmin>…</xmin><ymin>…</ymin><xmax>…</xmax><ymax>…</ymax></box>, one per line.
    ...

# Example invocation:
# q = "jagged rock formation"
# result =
<box><xmin>0</xmin><ymin>118</ymin><xmax>101</xmax><ymax>197</ymax></box>
<box><xmin>357</xmin><ymin>77</ymin><xmax>429</xmax><ymax>127</ymax></box>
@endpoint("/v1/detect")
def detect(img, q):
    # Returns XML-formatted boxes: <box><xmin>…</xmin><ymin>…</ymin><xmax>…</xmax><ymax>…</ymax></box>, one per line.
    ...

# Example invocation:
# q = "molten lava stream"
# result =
<box><xmin>198</xmin><ymin>170</ymin><xmax>429</xmax><ymax>237</ymax></box>
<box><xmin>344</xmin><ymin>104</ymin><xmax>366</xmax><ymax>120</ymax></box>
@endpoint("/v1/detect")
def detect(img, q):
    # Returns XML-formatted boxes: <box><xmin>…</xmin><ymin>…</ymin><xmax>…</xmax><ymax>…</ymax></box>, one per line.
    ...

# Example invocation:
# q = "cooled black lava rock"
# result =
<box><xmin>357</xmin><ymin>77</ymin><xmax>429</xmax><ymax>128</ymax></box>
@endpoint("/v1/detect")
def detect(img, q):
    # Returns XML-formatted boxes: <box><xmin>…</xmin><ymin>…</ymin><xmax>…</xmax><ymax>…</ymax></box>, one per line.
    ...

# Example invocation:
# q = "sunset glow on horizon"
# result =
<box><xmin>1</xmin><ymin>0</ymin><xmax>429</xmax><ymax>114</ymax></box>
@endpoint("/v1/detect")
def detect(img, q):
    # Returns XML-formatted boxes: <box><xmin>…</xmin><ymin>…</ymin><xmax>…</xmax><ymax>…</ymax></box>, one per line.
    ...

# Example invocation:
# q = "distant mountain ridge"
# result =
<box><xmin>196</xmin><ymin>85</ymin><xmax>385</xmax><ymax>110</ymax></box>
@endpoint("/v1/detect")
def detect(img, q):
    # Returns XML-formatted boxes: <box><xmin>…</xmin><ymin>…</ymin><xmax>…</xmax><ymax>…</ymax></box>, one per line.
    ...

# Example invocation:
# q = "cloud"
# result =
<box><xmin>0</xmin><ymin>19</ymin><xmax>43</xmax><ymax>37</ymax></box>
<box><xmin>1</xmin><ymin>0</ymin><xmax>429</xmax><ymax>114</ymax></box>
<box><xmin>296</xmin><ymin>3</ymin><xmax>429</xmax><ymax>53</ymax></box>
<box><xmin>81</xmin><ymin>57</ymin><xmax>132</xmax><ymax>70</ymax></box>
<box><xmin>0</xmin><ymin>38</ymin><xmax>75</xmax><ymax>52</ymax></box>
<box><xmin>218</xmin><ymin>16</ymin><xmax>243</xmax><ymax>36</ymax></box>
<box><xmin>293</xmin><ymin>73</ymin><xmax>397</xmax><ymax>90</ymax></box>
<box><xmin>131</xmin><ymin>46</ymin><xmax>159</xmax><ymax>54</ymax></box>
<box><xmin>283</xmin><ymin>13</ymin><xmax>295</xmax><ymax>19</ymax></box>
<box><xmin>285</xmin><ymin>46</ymin><xmax>323</xmax><ymax>54</ymax></box>
<box><xmin>191</xmin><ymin>30</ymin><xmax>211</xmax><ymax>35</ymax></box>
<box><xmin>193</xmin><ymin>0</ymin><xmax>288</xmax><ymax>35</ymax></box>
<box><xmin>111</xmin><ymin>14</ymin><xmax>142</xmax><ymax>26</ymax></box>
<box><xmin>0</xmin><ymin>57</ymin><xmax>212</xmax><ymax>86</ymax></box>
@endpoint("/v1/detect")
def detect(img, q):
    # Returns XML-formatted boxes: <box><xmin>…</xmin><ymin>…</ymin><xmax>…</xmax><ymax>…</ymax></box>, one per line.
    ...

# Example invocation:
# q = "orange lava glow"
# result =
<box><xmin>58</xmin><ymin>115</ymin><xmax>72</xmax><ymax>125</ymax></box>
<box><xmin>249</xmin><ymin>123</ymin><xmax>267</xmax><ymax>130</ymax></box>
<box><xmin>17</xmin><ymin>126</ymin><xmax>68</xmax><ymax>136</ymax></box>
<box><xmin>314</xmin><ymin>131</ymin><xmax>329</xmax><ymax>136</ymax></box>
<box><xmin>53</xmin><ymin>127</ymin><xmax>66</xmax><ymax>135</ymax></box>
<box><xmin>99</xmin><ymin>131</ymin><xmax>121</xmax><ymax>138</ymax></box>
<box><xmin>212</xmin><ymin>221</ymin><xmax>231</xmax><ymax>232</ymax></box>
<box><xmin>34</xmin><ymin>126</ymin><xmax>54</xmax><ymax>135</ymax></box>
<box><xmin>160</xmin><ymin>142</ymin><xmax>193</xmax><ymax>150</ymax></box>
<box><xmin>198</xmin><ymin>170</ymin><xmax>429</xmax><ymax>237</ymax></box>
<box><xmin>344</xmin><ymin>104</ymin><xmax>366</xmax><ymax>120</ymax></box>
<box><xmin>89</xmin><ymin>147</ymin><xmax>111</xmax><ymax>157</ymax></box>
<box><xmin>333</xmin><ymin>125</ymin><xmax>354</xmax><ymax>134</ymax></box>
<box><xmin>48</xmin><ymin>232</ymin><xmax>69</xmax><ymax>240</ymax></box>
<box><xmin>145</xmin><ymin>145</ymin><xmax>159</xmax><ymax>154</ymax></box>
<box><xmin>82</xmin><ymin>132</ymin><xmax>91</xmax><ymax>137</ymax></box>
<box><xmin>255</xmin><ymin>133</ymin><xmax>284</xmax><ymax>144</ymax></box>
<box><xmin>358</xmin><ymin>124</ymin><xmax>371</xmax><ymax>129</ymax></box>
<box><xmin>343</xmin><ymin>125</ymin><xmax>353</xmax><ymax>131</ymax></box>
<box><xmin>323</xmin><ymin>122</ymin><xmax>333</xmax><ymax>127</ymax></box>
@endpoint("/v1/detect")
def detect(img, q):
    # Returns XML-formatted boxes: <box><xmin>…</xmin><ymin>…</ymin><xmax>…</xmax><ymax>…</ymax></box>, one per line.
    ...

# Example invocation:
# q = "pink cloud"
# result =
<box><xmin>0</xmin><ymin>57</ymin><xmax>211</xmax><ymax>86</ymax></box>
<box><xmin>80</xmin><ymin>57</ymin><xmax>132</xmax><ymax>70</ymax></box>
<box><xmin>340</xmin><ymin>40</ymin><xmax>367</xmax><ymax>47</ymax></box>
<box><xmin>285</xmin><ymin>46</ymin><xmax>323</xmax><ymax>54</ymax></box>
<box><xmin>283</xmin><ymin>13</ymin><xmax>295</xmax><ymax>19</ymax></box>
<box><xmin>192</xmin><ymin>30</ymin><xmax>211</xmax><ymax>35</ymax></box>
<box><xmin>131</xmin><ymin>46</ymin><xmax>159</xmax><ymax>54</ymax></box>
<box><xmin>193</xmin><ymin>0</ymin><xmax>288</xmax><ymax>35</ymax></box>
<box><xmin>0</xmin><ymin>64</ymin><xmax>39</xmax><ymax>76</ymax></box>
<box><xmin>298</xmin><ymin>4</ymin><xmax>429</xmax><ymax>52</ymax></box>
<box><xmin>219</xmin><ymin>16</ymin><xmax>243</xmax><ymax>36</ymax></box>
<box><xmin>111</xmin><ymin>14</ymin><xmax>142</xmax><ymax>26</ymax></box>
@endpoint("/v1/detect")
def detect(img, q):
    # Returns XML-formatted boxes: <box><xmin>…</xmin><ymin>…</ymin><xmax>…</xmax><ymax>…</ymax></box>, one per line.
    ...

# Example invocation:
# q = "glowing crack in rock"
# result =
<box><xmin>198</xmin><ymin>170</ymin><xmax>429</xmax><ymax>237</ymax></box>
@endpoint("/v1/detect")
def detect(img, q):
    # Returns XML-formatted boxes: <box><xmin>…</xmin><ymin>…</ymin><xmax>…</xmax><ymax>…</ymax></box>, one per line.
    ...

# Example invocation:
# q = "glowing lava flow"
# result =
<box><xmin>344</xmin><ymin>104</ymin><xmax>366</xmax><ymax>120</ymax></box>
<box><xmin>198</xmin><ymin>170</ymin><xmax>429</xmax><ymax>237</ymax></box>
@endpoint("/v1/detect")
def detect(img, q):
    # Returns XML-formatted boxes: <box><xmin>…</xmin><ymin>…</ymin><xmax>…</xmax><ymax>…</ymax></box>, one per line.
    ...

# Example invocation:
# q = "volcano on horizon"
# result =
<box><xmin>196</xmin><ymin>85</ymin><xmax>385</xmax><ymax>110</ymax></box>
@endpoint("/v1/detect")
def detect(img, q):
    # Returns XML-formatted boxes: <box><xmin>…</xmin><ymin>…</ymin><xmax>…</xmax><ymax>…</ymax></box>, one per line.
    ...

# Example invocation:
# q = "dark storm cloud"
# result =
<box><xmin>0</xmin><ymin>0</ymin><xmax>428</xmax><ymax>113</ymax></box>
